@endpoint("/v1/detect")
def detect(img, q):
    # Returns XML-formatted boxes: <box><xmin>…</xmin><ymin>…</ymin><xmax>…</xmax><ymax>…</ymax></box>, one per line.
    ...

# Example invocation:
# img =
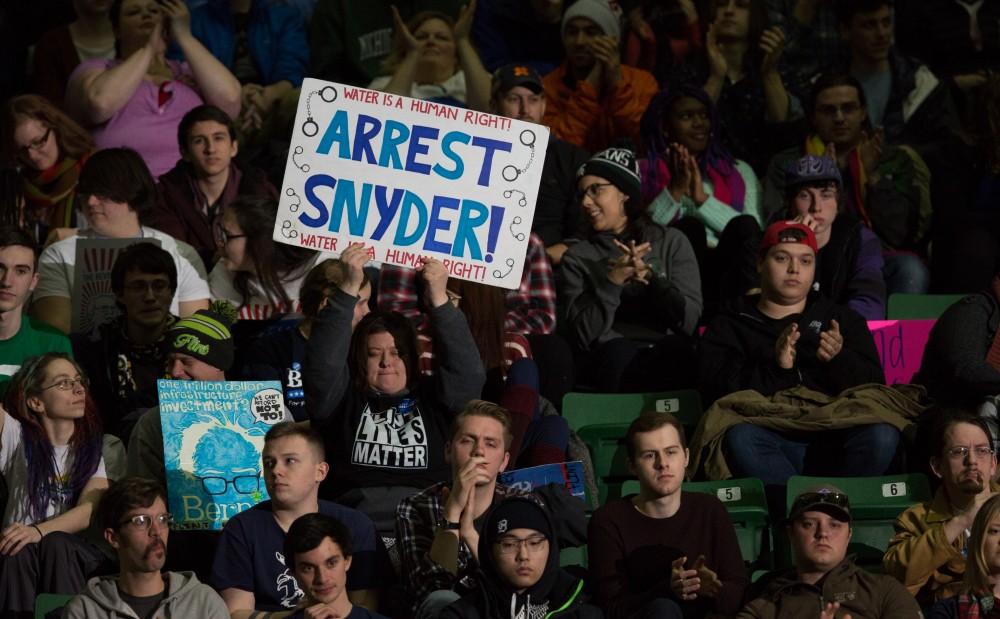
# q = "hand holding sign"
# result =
<box><xmin>337</xmin><ymin>243</ymin><xmax>370</xmax><ymax>297</ymax></box>
<box><xmin>417</xmin><ymin>257</ymin><xmax>450</xmax><ymax>308</ymax></box>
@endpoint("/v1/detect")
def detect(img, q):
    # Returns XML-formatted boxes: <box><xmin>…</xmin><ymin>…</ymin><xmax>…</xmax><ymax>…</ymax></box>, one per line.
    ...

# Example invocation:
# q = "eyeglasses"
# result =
<box><xmin>41</xmin><ymin>377</ymin><xmax>88</xmax><ymax>391</ymax></box>
<box><xmin>578</xmin><ymin>182</ymin><xmax>613</xmax><ymax>202</ymax></box>
<box><xmin>120</xmin><ymin>513</ymin><xmax>173</xmax><ymax>531</ymax></box>
<box><xmin>495</xmin><ymin>534</ymin><xmax>548</xmax><ymax>555</ymax></box>
<box><xmin>213</xmin><ymin>221</ymin><xmax>247</xmax><ymax>245</ymax></box>
<box><xmin>18</xmin><ymin>128</ymin><xmax>51</xmax><ymax>157</ymax></box>
<box><xmin>123</xmin><ymin>280</ymin><xmax>173</xmax><ymax>295</ymax></box>
<box><xmin>946</xmin><ymin>445</ymin><xmax>995</xmax><ymax>460</ymax></box>
<box><xmin>199</xmin><ymin>473</ymin><xmax>261</xmax><ymax>496</ymax></box>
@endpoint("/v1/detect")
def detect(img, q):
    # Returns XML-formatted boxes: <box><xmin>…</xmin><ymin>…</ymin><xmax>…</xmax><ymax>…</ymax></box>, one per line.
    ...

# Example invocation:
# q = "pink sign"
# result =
<box><xmin>867</xmin><ymin>320</ymin><xmax>936</xmax><ymax>385</ymax></box>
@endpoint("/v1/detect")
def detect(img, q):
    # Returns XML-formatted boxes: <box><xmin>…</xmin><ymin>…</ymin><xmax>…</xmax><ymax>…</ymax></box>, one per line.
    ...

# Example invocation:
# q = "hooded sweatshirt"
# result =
<box><xmin>440</xmin><ymin>497</ymin><xmax>602</xmax><ymax>619</ymax></box>
<box><xmin>63</xmin><ymin>571</ymin><xmax>229</xmax><ymax>618</ymax></box>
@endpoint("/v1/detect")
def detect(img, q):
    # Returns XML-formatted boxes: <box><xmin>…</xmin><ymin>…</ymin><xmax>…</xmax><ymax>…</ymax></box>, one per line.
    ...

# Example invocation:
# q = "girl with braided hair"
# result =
<box><xmin>0</xmin><ymin>352</ymin><xmax>109</xmax><ymax>616</ymax></box>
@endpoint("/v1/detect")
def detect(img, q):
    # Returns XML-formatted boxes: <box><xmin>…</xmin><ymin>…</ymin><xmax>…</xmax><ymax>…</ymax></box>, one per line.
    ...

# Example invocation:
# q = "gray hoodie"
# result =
<box><xmin>63</xmin><ymin>571</ymin><xmax>229</xmax><ymax>619</ymax></box>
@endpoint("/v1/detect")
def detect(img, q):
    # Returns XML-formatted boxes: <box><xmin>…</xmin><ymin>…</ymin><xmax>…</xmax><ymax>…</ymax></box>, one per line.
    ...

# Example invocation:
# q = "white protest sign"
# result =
<box><xmin>274</xmin><ymin>78</ymin><xmax>549</xmax><ymax>289</ymax></box>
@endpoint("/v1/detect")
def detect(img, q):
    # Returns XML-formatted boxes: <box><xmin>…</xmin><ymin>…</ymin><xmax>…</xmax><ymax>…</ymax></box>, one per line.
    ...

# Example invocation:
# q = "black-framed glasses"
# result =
<box><xmin>41</xmin><ymin>377</ymin><xmax>88</xmax><ymax>391</ymax></box>
<box><xmin>18</xmin><ymin>128</ymin><xmax>51</xmax><ymax>157</ymax></box>
<box><xmin>577</xmin><ymin>182</ymin><xmax>613</xmax><ymax>202</ymax></box>
<box><xmin>199</xmin><ymin>473</ymin><xmax>261</xmax><ymax>496</ymax></box>
<box><xmin>213</xmin><ymin>220</ymin><xmax>247</xmax><ymax>245</ymax></box>
<box><xmin>120</xmin><ymin>513</ymin><xmax>173</xmax><ymax>531</ymax></box>
<box><xmin>495</xmin><ymin>534</ymin><xmax>548</xmax><ymax>556</ymax></box>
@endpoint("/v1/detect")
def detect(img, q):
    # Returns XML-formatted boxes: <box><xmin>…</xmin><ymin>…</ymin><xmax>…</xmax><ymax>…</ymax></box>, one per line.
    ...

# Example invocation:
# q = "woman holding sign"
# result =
<box><xmin>0</xmin><ymin>353</ymin><xmax>110</xmax><ymax>615</ymax></box>
<box><xmin>305</xmin><ymin>243</ymin><xmax>485</xmax><ymax>535</ymax></box>
<box><xmin>65</xmin><ymin>0</ymin><xmax>241</xmax><ymax>178</ymax></box>
<box><xmin>369</xmin><ymin>1</ymin><xmax>491</xmax><ymax>111</ymax></box>
<box><xmin>558</xmin><ymin>147</ymin><xmax>703</xmax><ymax>392</ymax></box>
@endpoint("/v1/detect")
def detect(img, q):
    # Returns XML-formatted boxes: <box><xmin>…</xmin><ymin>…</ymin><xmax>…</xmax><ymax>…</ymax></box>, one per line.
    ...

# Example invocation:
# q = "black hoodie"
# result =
<box><xmin>440</xmin><ymin>498</ymin><xmax>602</xmax><ymax>619</ymax></box>
<box><xmin>698</xmin><ymin>293</ymin><xmax>885</xmax><ymax>405</ymax></box>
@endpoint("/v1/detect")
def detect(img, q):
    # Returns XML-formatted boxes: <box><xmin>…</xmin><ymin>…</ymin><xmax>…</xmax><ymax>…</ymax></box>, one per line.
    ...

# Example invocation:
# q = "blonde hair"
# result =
<box><xmin>450</xmin><ymin>400</ymin><xmax>514</xmax><ymax>451</ymax></box>
<box><xmin>965</xmin><ymin>494</ymin><xmax>1000</xmax><ymax>594</ymax></box>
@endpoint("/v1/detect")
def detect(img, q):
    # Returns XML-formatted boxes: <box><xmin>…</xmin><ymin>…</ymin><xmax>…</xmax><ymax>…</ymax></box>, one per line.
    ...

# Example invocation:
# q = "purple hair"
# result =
<box><xmin>5</xmin><ymin>354</ymin><xmax>103</xmax><ymax>523</ymax></box>
<box><xmin>639</xmin><ymin>83</ymin><xmax>745</xmax><ymax>211</ymax></box>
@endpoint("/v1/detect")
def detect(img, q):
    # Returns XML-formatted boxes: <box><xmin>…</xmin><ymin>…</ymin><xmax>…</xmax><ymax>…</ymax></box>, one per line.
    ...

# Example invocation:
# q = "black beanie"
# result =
<box><xmin>165</xmin><ymin>301</ymin><xmax>237</xmax><ymax>371</ymax></box>
<box><xmin>484</xmin><ymin>497</ymin><xmax>553</xmax><ymax>545</ymax></box>
<box><xmin>577</xmin><ymin>147</ymin><xmax>642</xmax><ymax>209</ymax></box>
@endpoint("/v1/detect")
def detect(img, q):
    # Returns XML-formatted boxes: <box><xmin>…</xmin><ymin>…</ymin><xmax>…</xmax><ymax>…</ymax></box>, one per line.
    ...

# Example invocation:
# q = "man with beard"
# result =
<box><xmin>63</xmin><ymin>477</ymin><xmax>228</xmax><ymax>618</ymax></box>
<box><xmin>883</xmin><ymin>413</ymin><xmax>999</xmax><ymax>607</ymax></box>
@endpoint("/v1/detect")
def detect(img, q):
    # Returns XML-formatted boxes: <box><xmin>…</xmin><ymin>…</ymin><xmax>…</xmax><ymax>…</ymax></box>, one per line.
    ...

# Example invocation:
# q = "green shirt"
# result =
<box><xmin>0</xmin><ymin>316</ymin><xmax>73</xmax><ymax>399</ymax></box>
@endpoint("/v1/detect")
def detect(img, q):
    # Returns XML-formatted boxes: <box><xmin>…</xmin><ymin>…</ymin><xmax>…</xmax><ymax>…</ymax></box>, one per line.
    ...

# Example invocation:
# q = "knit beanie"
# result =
<box><xmin>166</xmin><ymin>300</ymin><xmax>236</xmax><ymax>371</ymax></box>
<box><xmin>485</xmin><ymin>497</ymin><xmax>554</xmax><ymax>545</ymax></box>
<box><xmin>562</xmin><ymin>0</ymin><xmax>621</xmax><ymax>39</ymax></box>
<box><xmin>577</xmin><ymin>147</ymin><xmax>642</xmax><ymax>208</ymax></box>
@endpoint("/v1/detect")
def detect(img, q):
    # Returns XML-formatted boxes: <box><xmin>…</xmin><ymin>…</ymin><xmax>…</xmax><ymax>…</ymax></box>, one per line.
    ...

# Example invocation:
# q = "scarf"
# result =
<box><xmin>641</xmin><ymin>156</ymin><xmax>746</xmax><ymax>218</ymax></box>
<box><xmin>804</xmin><ymin>136</ymin><xmax>871</xmax><ymax>228</ymax></box>
<box><xmin>187</xmin><ymin>162</ymin><xmax>244</xmax><ymax>220</ymax></box>
<box><xmin>21</xmin><ymin>155</ymin><xmax>86</xmax><ymax>232</ymax></box>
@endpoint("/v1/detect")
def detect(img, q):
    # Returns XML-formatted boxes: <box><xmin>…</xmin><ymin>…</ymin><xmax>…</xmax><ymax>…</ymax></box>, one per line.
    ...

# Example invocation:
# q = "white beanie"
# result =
<box><xmin>562</xmin><ymin>0</ymin><xmax>621</xmax><ymax>39</ymax></box>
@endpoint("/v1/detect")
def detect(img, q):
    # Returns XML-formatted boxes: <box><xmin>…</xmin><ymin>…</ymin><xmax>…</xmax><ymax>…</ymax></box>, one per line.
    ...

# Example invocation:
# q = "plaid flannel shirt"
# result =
<box><xmin>378</xmin><ymin>233</ymin><xmax>556</xmax><ymax>335</ymax></box>
<box><xmin>395</xmin><ymin>481</ymin><xmax>539</xmax><ymax>611</ymax></box>
<box><xmin>766</xmin><ymin>0</ymin><xmax>843</xmax><ymax>97</ymax></box>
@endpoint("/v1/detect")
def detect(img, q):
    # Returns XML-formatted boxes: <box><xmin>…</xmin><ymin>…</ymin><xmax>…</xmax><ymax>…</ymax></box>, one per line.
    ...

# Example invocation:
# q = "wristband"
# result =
<box><xmin>32</xmin><ymin>524</ymin><xmax>43</xmax><ymax>539</ymax></box>
<box><xmin>437</xmin><ymin>518</ymin><xmax>461</xmax><ymax>531</ymax></box>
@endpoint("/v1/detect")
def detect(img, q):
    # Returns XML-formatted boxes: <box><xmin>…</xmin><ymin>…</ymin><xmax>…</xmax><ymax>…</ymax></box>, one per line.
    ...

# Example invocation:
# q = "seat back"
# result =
<box><xmin>887</xmin><ymin>293</ymin><xmax>966</xmax><ymax>319</ymax></box>
<box><xmin>562</xmin><ymin>390</ymin><xmax>703</xmax><ymax>434</ymax></box>
<box><xmin>35</xmin><ymin>593</ymin><xmax>74</xmax><ymax>619</ymax></box>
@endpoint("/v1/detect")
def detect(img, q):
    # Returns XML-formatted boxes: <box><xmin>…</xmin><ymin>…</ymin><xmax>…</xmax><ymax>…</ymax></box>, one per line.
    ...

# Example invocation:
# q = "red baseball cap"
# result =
<box><xmin>759</xmin><ymin>221</ymin><xmax>818</xmax><ymax>257</ymax></box>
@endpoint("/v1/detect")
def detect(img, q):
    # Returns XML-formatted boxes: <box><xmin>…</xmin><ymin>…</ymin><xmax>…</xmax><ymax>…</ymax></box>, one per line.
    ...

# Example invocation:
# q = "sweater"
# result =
<box><xmin>698</xmin><ymin>293</ymin><xmax>885</xmax><ymax>405</ymax></box>
<box><xmin>558</xmin><ymin>224</ymin><xmax>703</xmax><ymax>351</ymax></box>
<box><xmin>304</xmin><ymin>289</ymin><xmax>485</xmax><ymax>494</ymax></box>
<box><xmin>63</xmin><ymin>571</ymin><xmax>229</xmax><ymax>618</ymax></box>
<box><xmin>588</xmin><ymin>492</ymin><xmax>748</xmax><ymax>619</ymax></box>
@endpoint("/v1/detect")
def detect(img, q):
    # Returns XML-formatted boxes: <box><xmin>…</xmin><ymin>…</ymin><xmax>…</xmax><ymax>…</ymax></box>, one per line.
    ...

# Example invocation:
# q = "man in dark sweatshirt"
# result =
<box><xmin>698</xmin><ymin>221</ymin><xmax>895</xmax><ymax>488</ymax></box>
<box><xmin>588</xmin><ymin>411</ymin><xmax>747</xmax><ymax>619</ymax></box>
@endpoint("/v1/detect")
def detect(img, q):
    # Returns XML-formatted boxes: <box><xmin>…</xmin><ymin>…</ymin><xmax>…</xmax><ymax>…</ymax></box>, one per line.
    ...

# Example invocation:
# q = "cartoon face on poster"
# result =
<box><xmin>159</xmin><ymin>379</ymin><xmax>286</xmax><ymax>530</ymax></box>
<box><xmin>273</xmin><ymin>78</ymin><xmax>549</xmax><ymax>289</ymax></box>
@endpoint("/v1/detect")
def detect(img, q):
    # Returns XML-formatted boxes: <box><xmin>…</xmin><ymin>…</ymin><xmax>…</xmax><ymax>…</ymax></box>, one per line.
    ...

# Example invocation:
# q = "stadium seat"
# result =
<box><xmin>562</xmin><ymin>390</ymin><xmax>703</xmax><ymax>434</ymax></box>
<box><xmin>35</xmin><ymin>593</ymin><xmax>74</xmax><ymax>619</ymax></box>
<box><xmin>785</xmin><ymin>474</ymin><xmax>932</xmax><ymax>568</ymax></box>
<box><xmin>886</xmin><ymin>294</ymin><xmax>966</xmax><ymax>319</ymax></box>
<box><xmin>577</xmin><ymin>423</ymin><xmax>631</xmax><ymax>504</ymax></box>
<box><xmin>621</xmin><ymin>477</ymin><xmax>772</xmax><ymax>569</ymax></box>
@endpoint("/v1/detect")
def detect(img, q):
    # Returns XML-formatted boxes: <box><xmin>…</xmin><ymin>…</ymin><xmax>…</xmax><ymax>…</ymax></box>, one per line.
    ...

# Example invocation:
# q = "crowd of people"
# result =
<box><xmin>2</xmin><ymin>0</ymin><xmax>1000</xmax><ymax>617</ymax></box>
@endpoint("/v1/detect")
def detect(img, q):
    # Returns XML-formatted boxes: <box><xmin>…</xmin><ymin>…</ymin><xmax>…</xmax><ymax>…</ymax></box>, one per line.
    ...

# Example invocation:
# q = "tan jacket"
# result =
<box><xmin>882</xmin><ymin>485</ymin><xmax>999</xmax><ymax>606</ymax></box>
<box><xmin>736</xmin><ymin>558</ymin><xmax>921</xmax><ymax>619</ymax></box>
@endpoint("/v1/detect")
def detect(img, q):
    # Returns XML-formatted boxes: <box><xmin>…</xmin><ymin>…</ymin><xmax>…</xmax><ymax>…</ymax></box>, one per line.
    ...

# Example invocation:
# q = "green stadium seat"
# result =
<box><xmin>35</xmin><ymin>593</ymin><xmax>74</xmax><ymax>619</ymax></box>
<box><xmin>562</xmin><ymin>390</ymin><xmax>703</xmax><ymax>434</ymax></box>
<box><xmin>560</xmin><ymin>544</ymin><xmax>588</xmax><ymax>569</ymax></box>
<box><xmin>620</xmin><ymin>477</ymin><xmax>772</xmax><ymax>569</ymax></box>
<box><xmin>785</xmin><ymin>474</ymin><xmax>932</xmax><ymax>568</ymax></box>
<box><xmin>577</xmin><ymin>423</ymin><xmax>631</xmax><ymax>504</ymax></box>
<box><xmin>886</xmin><ymin>294</ymin><xmax>966</xmax><ymax>319</ymax></box>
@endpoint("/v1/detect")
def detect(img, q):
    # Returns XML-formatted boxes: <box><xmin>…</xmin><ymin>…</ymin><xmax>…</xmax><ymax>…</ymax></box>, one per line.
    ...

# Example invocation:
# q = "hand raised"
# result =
<box><xmin>816</xmin><ymin>319</ymin><xmax>843</xmax><ymax>363</ymax></box>
<box><xmin>776</xmin><ymin>322</ymin><xmax>800</xmax><ymax>369</ymax></box>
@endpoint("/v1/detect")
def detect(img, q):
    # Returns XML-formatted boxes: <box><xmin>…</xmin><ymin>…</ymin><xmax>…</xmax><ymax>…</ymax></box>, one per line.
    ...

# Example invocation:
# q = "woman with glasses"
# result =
<box><xmin>440</xmin><ymin>496</ymin><xmax>601</xmax><ymax>619</ymax></box>
<box><xmin>30</xmin><ymin>147</ymin><xmax>210</xmax><ymax>334</ymax></box>
<box><xmin>557</xmin><ymin>147</ymin><xmax>702</xmax><ymax>392</ymax></box>
<box><xmin>0</xmin><ymin>352</ymin><xmax>110</xmax><ymax>615</ymax></box>
<box><xmin>2</xmin><ymin>95</ymin><xmax>95</xmax><ymax>245</ymax></box>
<box><xmin>639</xmin><ymin>83</ymin><xmax>763</xmax><ymax>319</ymax></box>
<box><xmin>210</xmin><ymin>196</ymin><xmax>328</xmax><ymax>323</ymax></box>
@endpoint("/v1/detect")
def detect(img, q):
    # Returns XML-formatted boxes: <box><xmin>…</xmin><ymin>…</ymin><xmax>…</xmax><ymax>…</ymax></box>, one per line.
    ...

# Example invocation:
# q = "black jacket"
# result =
<box><xmin>698</xmin><ymin>293</ymin><xmax>884</xmax><ymax>404</ymax></box>
<box><xmin>917</xmin><ymin>290</ymin><xmax>1000</xmax><ymax>406</ymax></box>
<box><xmin>533</xmin><ymin>135</ymin><xmax>590</xmax><ymax>247</ymax></box>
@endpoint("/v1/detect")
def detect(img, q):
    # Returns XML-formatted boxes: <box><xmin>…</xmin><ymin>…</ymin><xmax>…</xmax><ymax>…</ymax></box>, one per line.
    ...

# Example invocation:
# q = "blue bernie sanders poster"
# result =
<box><xmin>273</xmin><ymin>78</ymin><xmax>549</xmax><ymax>290</ymax></box>
<box><xmin>159</xmin><ymin>379</ymin><xmax>286</xmax><ymax>530</ymax></box>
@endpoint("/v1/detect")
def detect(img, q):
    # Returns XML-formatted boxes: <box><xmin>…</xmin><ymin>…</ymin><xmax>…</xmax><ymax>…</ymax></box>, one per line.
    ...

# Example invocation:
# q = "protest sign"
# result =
<box><xmin>159</xmin><ymin>379</ymin><xmax>286</xmax><ymax>530</ymax></box>
<box><xmin>274</xmin><ymin>78</ymin><xmax>550</xmax><ymax>289</ymax></box>
<box><xmin>71</xmin><ymin>237</ymin><xmax>161</xmax><ymax>333</ymax></box>
<box><xmin>499</xmin><ymin>461</ymin><xmax>586</xmax><ymax>500</ymax></box>
<box><xmin>867</xmin><ymin>319</ymin><xmax>935</xmax><ymax>384</ymax></box>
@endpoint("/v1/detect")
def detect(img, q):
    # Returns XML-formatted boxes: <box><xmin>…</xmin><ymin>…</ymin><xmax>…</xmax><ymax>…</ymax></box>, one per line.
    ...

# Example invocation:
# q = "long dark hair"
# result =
<box><xmin>224</xmin><ymin>196</ymin><xmax>317</xmax><ymax>311</ymax></box>
<box><xmin>348</xmin><ymin>312</ymin><xmax>420</xmax><ymax>394</ymax></box>
<box><xmin>446</xmin><ymin>279</ymin><xmax>506</xmax><ymax>372</ymax></box>
<box><xmin>4</xmin><ymin>353</ymin><xmax>103</xmax><ymax>523</ymax></box>
<box><xmin>704</xmin><ymin>0</ymin><xmax>769</xmax><ymax>72</ymax></box>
